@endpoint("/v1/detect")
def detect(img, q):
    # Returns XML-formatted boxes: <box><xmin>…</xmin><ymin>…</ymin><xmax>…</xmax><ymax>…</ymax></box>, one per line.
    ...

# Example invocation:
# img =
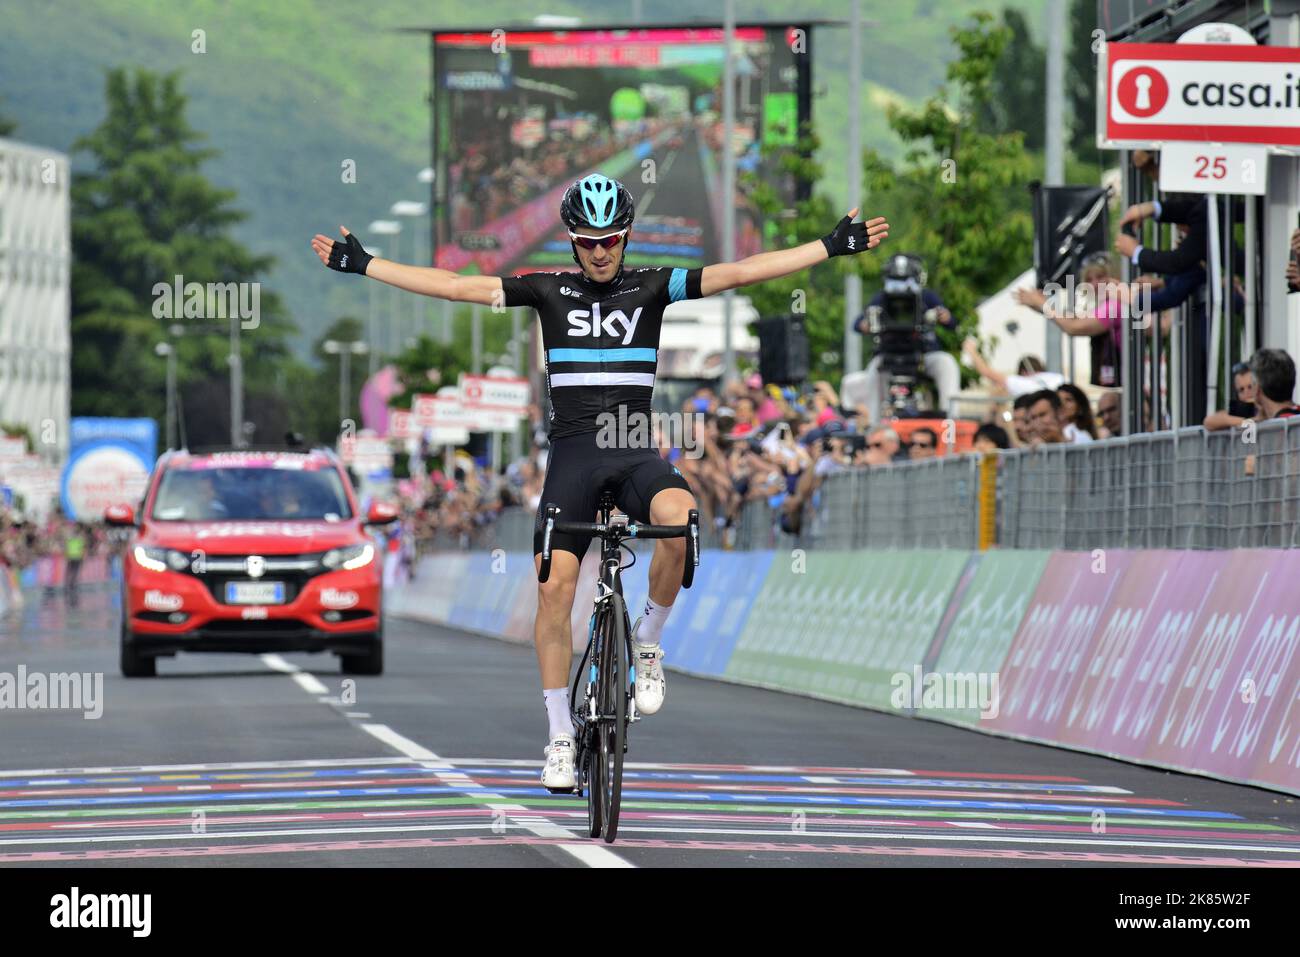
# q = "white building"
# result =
<box><xmin>0</xmin><ymin>137</ymin><xmax>71</xmax><ymax>465</ymax></box>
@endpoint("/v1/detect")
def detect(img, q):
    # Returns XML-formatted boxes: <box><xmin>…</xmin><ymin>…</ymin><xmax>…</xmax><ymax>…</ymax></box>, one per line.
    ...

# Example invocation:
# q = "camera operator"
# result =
<box><xmin>844</xmin><ymin>253</ymin><xmax>961</xmax><ymax>423</ymax></box>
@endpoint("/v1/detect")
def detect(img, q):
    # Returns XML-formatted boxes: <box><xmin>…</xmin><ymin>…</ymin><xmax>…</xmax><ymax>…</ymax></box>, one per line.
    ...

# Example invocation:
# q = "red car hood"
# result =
<box><xmin>142</xmin><ymin>520</ymin><xmax>366</xmax><ymax>555</ymax></box>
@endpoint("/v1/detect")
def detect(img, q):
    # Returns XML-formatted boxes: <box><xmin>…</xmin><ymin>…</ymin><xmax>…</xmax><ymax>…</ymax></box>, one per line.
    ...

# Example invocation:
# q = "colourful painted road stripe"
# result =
<box><xmin>0</xmin><ymin>757</ymin><xmax>1293</xmax><ymax>866</ymax></box>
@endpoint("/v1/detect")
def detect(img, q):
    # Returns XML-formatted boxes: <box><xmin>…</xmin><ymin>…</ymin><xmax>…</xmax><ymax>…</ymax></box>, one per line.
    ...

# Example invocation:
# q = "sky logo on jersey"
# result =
<box><xmin>566</xmin><ymin>302</ymin><xmax>642</xmax><ymax>345</ymax></box>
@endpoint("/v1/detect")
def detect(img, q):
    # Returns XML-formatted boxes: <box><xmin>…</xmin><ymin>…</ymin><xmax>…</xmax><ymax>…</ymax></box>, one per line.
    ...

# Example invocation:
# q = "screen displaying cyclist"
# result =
<box><xmin>312</xmin><ymin>174</ymin><xmax>889</xmax><ymax>790</ymax></box>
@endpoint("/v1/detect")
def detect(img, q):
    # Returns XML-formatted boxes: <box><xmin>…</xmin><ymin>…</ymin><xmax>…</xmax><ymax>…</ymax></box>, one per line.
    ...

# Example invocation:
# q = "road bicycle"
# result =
<box><xmin>537</xmin><ymin>489</ymin><xmax>698</xmax><ymax>843</ymax></box>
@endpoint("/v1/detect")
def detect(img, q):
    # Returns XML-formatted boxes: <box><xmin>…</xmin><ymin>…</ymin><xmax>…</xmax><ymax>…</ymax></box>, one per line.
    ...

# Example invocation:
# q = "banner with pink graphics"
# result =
<box><xmin>988</xmin><ymin>549</ymin><xmax>1300</xmax><ymax>794</ymax></box>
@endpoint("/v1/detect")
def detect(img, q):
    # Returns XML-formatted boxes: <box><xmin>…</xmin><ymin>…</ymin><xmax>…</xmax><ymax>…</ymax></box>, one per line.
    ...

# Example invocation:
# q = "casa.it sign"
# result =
<box><xmin>1100</xmin><ymin>43</ymin><xmax>1300</xmax><ymax>148</ymax></box>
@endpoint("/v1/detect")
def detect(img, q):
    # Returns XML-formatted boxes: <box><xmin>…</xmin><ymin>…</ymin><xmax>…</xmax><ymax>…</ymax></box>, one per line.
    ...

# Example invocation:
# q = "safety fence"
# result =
<box><xmin>427</xmin><ymin>418</ymin><xmax>1300</xmax><ymax>553</ymax></box>
<box><xmin>387</xmin><ymin>545</ymin><xmax>1300</xmax><ymax>797</ymax></box>
<box><xmin>756</xmin><ymin>419</ymin><xmax>1300</xmax><ymax>551</ymax></box>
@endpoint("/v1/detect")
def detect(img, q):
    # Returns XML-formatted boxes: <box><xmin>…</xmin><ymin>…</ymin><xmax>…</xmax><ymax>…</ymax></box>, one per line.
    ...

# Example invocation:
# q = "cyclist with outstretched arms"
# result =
<box><xmin>312</xmin><ymin>175</ymin><xmax>888</xmax><ymax>789</ymax></box>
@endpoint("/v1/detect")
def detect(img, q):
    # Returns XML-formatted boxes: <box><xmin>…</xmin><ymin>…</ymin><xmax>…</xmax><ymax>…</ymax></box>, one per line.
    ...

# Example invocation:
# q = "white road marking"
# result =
<box><xmin>258</xmin><ymin>653</ymin><xmax>330</xmax><ymax>695</ymax></box>
<box><xmin>0</xmin><ymin>824</ymin><xmax>1296</xmax><ymax>857</ymax></box>
<box><xmin>355</xmin><ymin>721</ymin><xmax>623</xmax><ymax>859</ymax></box>
<box><xmin>0</xmin><ymin>758</ymin><xmax>414</xmax><ymax>778</ymax></box>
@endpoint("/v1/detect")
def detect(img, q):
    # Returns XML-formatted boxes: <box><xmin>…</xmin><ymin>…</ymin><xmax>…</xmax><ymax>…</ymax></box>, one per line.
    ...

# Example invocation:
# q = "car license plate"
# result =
<box><xmin>225</xmin><ymin>581</ymin><xmax>285</xmax><ymax>605</ymax></box>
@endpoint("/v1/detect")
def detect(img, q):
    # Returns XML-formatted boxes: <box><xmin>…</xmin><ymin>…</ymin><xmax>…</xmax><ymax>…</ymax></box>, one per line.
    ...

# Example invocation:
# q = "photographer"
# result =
<box><xmin>845</xmin><ymin>253</ymin><xmax>961</xmax><ymax>423</ymax></box>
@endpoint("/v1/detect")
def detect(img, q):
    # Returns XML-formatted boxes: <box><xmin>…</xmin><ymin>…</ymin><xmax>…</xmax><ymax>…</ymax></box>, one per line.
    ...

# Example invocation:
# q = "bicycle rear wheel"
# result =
<box><xmin>599</xmin><ymin>593</ymin><xmax>629</xmax><ymax>843</ymax></box>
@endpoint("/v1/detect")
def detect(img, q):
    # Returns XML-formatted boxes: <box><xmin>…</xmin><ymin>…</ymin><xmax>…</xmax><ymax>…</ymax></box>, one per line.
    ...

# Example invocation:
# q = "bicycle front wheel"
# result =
<box><xmin>598</xmin><ymin>592</ymin><xmax>629</xmax><ymax>843</ymax></box>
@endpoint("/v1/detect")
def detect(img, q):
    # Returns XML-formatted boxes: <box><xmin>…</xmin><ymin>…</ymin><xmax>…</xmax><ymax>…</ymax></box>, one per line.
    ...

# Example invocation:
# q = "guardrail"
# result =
<box><xmin>419</xmin><ymin>418</ymin><xmax>1300</xmax><ymax>554</ymax></box>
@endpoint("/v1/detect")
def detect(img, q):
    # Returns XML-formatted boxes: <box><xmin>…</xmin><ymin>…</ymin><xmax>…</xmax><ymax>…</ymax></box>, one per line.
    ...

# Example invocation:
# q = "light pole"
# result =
<box><xmin>364</xmin><ymin>245</ymin><xmax>383</xmax><ymax>375</ymax></box>
<box><xmin>229</xmin><ymin>314</ymin><xmax>243</xmax><ymax>447</ymax></box>
<box><xmin>323</xmin><ymin>339</ymin><xmax>370</xmax><ymax>433</ymax></box>
<box><xmin>392</xmin><ymin>200</ymin><xmax>428</xmax><ymax>342</ymax></box>
<box><xmin>721</xmin><ymin>0</ymin><xmax>737</xmax><ymax>388</ymax></box>
<box><xmin>367</xmin><ymin>219</ymin><xmax>402</xmax><ymax>354</ymax></box>
<box><xmin>154</xmin><ymin>341</ymin><xmax>176</xmax><ymax>450</ymax></box>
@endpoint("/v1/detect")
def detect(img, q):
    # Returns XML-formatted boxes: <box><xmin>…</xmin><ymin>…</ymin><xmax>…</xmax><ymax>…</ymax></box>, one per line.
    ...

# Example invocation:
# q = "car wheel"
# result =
<box><xmin>340</xmin><ymin>628</ymin><xmax>383</xmax><ymax>676</ymax></box>
<box><xmin>120</xmin><ymin>618</ymin><xmax>156</xmax><ymax>678</ymax></box>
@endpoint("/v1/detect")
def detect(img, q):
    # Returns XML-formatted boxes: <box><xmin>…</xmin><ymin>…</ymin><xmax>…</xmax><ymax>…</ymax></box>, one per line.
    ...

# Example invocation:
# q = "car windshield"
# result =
<box><xmin>150</xmin><ymin>466</ymin><xmax>353</xmax><ymax>521</ymax></box>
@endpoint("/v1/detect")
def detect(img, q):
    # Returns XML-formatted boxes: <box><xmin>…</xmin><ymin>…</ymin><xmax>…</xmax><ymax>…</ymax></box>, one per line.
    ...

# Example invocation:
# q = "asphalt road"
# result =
<box><xmin>0</xmin><ymin>581</ymin><xmax>1297</xmax><ymax>868</ymax></box>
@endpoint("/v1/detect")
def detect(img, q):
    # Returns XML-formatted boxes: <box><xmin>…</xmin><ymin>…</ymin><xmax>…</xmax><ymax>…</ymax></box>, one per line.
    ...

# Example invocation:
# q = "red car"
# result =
<box><xmin>106</xmin><ymin>446</ymin><xmax>397</xmax><ymax>678</ymax></box>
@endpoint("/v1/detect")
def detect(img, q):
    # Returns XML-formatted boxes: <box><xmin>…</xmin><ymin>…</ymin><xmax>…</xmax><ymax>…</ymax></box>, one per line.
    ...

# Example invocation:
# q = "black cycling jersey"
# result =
<box><xmin>501</xmin><ymin>265</ymin><xmax>704</xmax><ymax>439</ymax></box>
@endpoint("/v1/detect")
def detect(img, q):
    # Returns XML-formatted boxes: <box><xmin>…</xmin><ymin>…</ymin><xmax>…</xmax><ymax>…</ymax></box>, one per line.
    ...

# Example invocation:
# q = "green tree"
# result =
<box><xmin>976</xmin><ymin>7</ymin><xmax>1046</xmax><ymax>151</ymax></box>
<box><xmin>70</xmin><ymin>67</ymin><xmax>303</xmax><ymax>444</ymax></box>
<box><xmin>1067</xmin><ymin>0</ymin><xmax>1100</xmax><ymax>158</ymax></box>
<box><xmin>741</xmin><ymin>128</ymin><xmax>848</xmax><ymax>378</ymax></box>
<box><xmin>859</xmin><ymin>12</ymin><xmax>1036</xmax><ymax>373</ymax></box>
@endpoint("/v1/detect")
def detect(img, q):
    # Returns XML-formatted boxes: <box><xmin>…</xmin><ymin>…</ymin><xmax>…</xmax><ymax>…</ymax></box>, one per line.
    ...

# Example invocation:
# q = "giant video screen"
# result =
<box><xmin>432</xmin><ymin>26</ymin><xmax>810</xmax><ymax>276</ymax></box>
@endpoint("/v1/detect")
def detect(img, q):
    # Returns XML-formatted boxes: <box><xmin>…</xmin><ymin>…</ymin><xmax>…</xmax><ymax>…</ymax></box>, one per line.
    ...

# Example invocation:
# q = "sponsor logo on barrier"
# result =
<box><xmin>891</xmin><ymin>664</ymin><xmax>1000</xmax><ymax>719</ymax></box>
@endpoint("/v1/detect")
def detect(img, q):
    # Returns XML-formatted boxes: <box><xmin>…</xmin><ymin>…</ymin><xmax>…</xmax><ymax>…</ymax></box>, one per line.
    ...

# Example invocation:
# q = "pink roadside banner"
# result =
<box><xmin>988</xmin><ymin>549</ymin><xmax>1300</xmax><ymax>794</ymax></box>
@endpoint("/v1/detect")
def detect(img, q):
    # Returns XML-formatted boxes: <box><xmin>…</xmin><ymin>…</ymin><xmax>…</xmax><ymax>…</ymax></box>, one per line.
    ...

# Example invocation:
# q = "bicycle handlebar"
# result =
<box><xmin>537</xmin><ymin>504</ymin><xmax>699</xmax><ymax>588</ymax></box>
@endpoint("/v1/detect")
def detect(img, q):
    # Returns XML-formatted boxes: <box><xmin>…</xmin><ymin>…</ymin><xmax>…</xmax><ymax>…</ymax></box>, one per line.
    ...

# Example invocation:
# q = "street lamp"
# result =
<box><xmin>368</xmin><ymin>219</ymin><xmax>403</xmax><ymax>355</ymax></box>
<box><xmin>391</xmin><ymin>200</ymin><xmax>429</xmax><ymax>342</ymax></box>
<box><xmin>154</xmin><ymin>342</ymin><xmax>177</xmax><ymax>450</ymax></box>
<box><xmin>322</xmin><ymin>339</ymin><xmax>370</xmax><ymax>434</ymax></box>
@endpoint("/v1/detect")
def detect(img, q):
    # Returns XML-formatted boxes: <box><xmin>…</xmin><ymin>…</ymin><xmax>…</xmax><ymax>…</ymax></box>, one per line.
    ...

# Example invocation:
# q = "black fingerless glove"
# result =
<box><xmin>820</xmin><ymin>215</ymin><xmax>870</xmax><ymax>258</ymax></box>
<box><xmin>326</xmin><ymin>232</ymin><xmax>373</xmax><ymax>275</ymax></box>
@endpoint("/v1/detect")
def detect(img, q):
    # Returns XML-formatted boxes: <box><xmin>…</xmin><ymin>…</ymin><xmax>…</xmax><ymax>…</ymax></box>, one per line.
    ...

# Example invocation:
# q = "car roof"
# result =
<box><xmin>160</xmin><ymin>447</ymin><xmax>342</xmax><ymax>472</ymax></box>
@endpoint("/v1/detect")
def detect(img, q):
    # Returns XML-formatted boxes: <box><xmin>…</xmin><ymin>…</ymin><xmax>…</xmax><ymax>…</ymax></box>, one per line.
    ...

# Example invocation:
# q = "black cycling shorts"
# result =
<box><xmin>533</xmin><ymin>430</ymin><xmax>694</xmax><ymax>559</ymax></box>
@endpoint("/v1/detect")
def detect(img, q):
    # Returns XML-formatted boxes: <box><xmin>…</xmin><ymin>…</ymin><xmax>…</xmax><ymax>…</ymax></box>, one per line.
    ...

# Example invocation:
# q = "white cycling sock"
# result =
<box><xmin>638</xmin><ymin>597</ymin><xmax>672</xmax><ymax>645</ymax></box>
<box><xmin>543</xmin><ymin>687</ymin><xmax>574</xmax><ymax>740</ymax></box>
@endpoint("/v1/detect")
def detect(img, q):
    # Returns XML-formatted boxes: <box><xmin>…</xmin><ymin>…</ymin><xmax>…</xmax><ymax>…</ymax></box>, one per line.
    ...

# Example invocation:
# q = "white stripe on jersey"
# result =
<box><xmin>550</xmin><ymin>372</ymin><xmax>656</xmax><ymax>388</ymax></box>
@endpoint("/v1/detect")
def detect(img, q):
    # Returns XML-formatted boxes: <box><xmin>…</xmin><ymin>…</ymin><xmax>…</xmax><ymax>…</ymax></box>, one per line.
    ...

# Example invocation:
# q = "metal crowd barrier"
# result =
<box><xmin>419</xmin><ymin>418</ymin><xmax>1300</xmax><ymax>554</ymax></box>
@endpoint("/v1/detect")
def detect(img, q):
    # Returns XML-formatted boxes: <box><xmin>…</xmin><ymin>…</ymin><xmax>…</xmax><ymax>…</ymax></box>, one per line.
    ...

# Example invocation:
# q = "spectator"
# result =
<box><xmin>1097</xmin><ymin>390</ymin><xmax>1122</xmax><ymax>438</ymax></box>
<box><xmin>1248</xmin><ymin>349</ymin><xmax>1300</xmax><ymax>420</ymax></box>
<box><xmin>728</xmin><ymin>396</ymin><xmax>759</xmax><ymax>438</ymax></box>
<box><xmin>1011</xmin><ymin>393</ymin><xmax>1038</xmax><ymax>446</ymax></box>
<box><xmin>1057</xmin><ymin>383</ymin><xmax>1099</xmax><ymax>440</ymax></box>
<box><xmin>1204</xmin><ymin>362</ymin><xmax>1259</xmax><ymax>431</ymax></box>
<box><xmin>1026</xmin><ymin>390</ymin><xmax>1067</xmax><ymax>445</ymax></box>
<box><xmin>908</xmin><ymin>427</ymin><xmax>939</xmax><ymax>460</ymax></box>
<box><xmin>1011</xmin><ymin>254</ymin><xmax>1174</xmax><ymax>386</ymax></box>
<box><xmin>962</xmin><ymin>340</ymin><xmax>1065</xmax><ymax>397</ymax></box>
<box><xmin>1113</xmin><ymin>150</ymin><xmax>1209</xmax><ymax>277</ymax></box>
<box><xmin>864</xmin><ymin>426</ymin><xmax>902</xmax><ymax>466</ymax></box>
<box><xmin>973</xmin><ymin>423</ymin><xmax>1010</xmax><ymax>452</ymax></box>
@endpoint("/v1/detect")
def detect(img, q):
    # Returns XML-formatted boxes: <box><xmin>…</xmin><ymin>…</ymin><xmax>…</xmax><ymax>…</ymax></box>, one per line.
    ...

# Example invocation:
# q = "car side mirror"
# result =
<box><xmin>365</xmin><ymin>502</ymin><xmax>399</xmax><ymax>525</ymax></box>
<box><xmin>104</xmin><ymin>504</ymin><xmax>136</xmax><ymax>527</ymax></box>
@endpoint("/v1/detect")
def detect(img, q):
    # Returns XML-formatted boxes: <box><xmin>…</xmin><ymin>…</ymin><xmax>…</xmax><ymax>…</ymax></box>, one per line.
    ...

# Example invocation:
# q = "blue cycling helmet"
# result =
<box><xmin>560</xmin><ymin>174</ymin><xmax>635</xmax><ymax>232</ymax></box>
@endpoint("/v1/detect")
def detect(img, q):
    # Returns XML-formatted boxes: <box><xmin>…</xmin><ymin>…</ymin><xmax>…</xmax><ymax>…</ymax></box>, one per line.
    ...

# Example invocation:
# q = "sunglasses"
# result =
<box><xmin>569</xmin><ymin>229</ymin><xmax>628</xmax><ymax>251</ymax></box>
<box><xmin>868</xmin><ymin>441</ymin><xmax>885</xmax><ymax>449</ymax></box>
<box><xmin>911</xmin><ymin>442</ymin><xmax>933</xmax><ymax>450</ymax></box>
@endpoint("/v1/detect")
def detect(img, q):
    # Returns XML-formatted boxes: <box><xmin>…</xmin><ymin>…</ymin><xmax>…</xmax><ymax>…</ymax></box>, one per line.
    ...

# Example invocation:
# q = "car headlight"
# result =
<box><xmin>134</xmin><ymin>546</ymin><xmax>191</xmax><ymax>573</ymax></box>
<box><xmin>321</xmin><ymin>543</ymin><xmax>374</xmax><ymax>571</ymax></box>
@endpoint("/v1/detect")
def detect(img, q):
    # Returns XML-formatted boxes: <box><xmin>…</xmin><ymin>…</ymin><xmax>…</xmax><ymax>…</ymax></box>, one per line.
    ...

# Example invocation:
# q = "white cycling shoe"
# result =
<box><xmin>541</xmin><ymin>733</ymin><xmax>576</xmax><ymax>792</ymax></box>
<box><xmin>631</xmin><ymin>618</ymin><xmax>666</xmax><ymax>715</ymax></box>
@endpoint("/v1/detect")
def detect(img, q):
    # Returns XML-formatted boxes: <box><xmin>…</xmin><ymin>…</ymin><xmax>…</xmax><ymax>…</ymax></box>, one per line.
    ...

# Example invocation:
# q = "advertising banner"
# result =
<box><xmin>1101</xmin><ymin>42</ymin><xmax>1300</xmax><ymax>147</ymax></box>
<box><xmin>60</xmin><ymin>418</ymin><xmax>157</xmax><ymax>521</ymax></box>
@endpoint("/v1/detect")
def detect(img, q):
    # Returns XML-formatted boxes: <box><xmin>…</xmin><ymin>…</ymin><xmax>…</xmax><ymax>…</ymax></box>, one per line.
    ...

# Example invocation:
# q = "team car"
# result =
<box><xmin>105</xmin><ymin>446</ymin><xmax>396</xmax><ymax>677</ymax></box>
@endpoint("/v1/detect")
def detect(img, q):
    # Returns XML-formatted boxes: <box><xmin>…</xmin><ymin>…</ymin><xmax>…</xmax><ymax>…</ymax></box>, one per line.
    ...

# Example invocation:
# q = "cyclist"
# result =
<box><xmin>312</xmin><ymin>174</ymin><xmax>889</xmax><ymax>789</ymax></box>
